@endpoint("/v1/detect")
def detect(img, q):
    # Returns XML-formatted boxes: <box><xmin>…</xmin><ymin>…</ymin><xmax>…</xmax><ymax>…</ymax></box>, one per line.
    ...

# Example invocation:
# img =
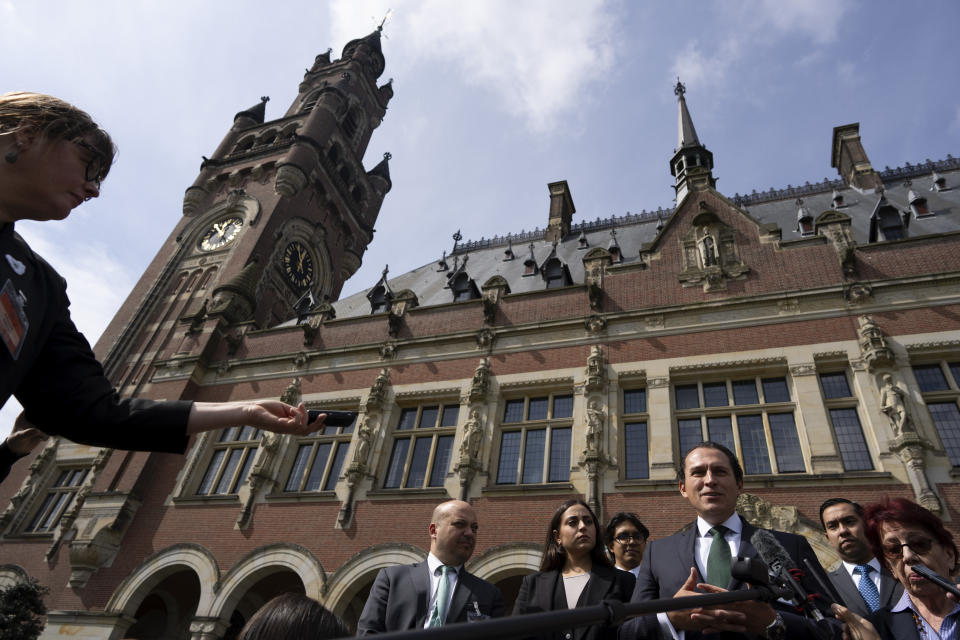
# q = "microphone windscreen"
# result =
<box><xmin>750</xmin><ymin>529</ymin><xmax>797</xmax><ymax>574</ymax></box>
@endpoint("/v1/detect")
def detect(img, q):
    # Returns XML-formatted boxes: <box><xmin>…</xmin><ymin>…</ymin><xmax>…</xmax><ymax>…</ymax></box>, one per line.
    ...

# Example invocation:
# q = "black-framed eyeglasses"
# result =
<box><xmin>614</xmin><ymin>533</ymin><xmax>645</xmax><ymax>544</ymax></box>
<box><xmin>73</xmin><ymin>139</ymin><xmax>106</xmax><ymax>185</ymax></box>
<box><xmin>881</xmin><ymin>536</ymin><xmax>935</xmax><ymax>559</ymax></box>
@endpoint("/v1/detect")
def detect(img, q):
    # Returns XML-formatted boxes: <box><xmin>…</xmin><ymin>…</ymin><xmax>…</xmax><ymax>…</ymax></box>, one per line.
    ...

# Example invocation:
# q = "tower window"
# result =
<box><xmin>300</xmin><ymin>92</ymin><xmax>320</xmax><ymax>113</ymax></box>
<box><xmin>342</xmin><ymin>109</ymin><xmax>359</xmax><ymax>139</ymax></box>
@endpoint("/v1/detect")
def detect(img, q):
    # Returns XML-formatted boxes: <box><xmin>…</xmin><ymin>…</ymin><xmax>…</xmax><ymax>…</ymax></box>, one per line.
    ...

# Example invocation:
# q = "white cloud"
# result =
<box><xmin>752</xmin><ymin>0</ymin><xmax>852</xmax><ymax>44</ymax></box>
<box><xmin>330</xmin><ymin>0</ymin><xmax>619</xmax><ymax>132</ymax></box>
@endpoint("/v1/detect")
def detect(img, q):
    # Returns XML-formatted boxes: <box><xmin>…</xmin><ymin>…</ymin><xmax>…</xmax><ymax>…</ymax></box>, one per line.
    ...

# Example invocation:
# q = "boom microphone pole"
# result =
<box><xmin>360</xmin><ymin>557</ymin><xmax>790</xmax><ymax>640</ymax></box>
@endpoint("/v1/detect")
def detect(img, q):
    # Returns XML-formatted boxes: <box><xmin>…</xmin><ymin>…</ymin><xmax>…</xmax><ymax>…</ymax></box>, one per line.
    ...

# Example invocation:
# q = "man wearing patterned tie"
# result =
<box><xmin>357</xmin><ymin>499</ymin><xmax>504</xmax><ymax>634</ymax></box>
<box><xmin>820</xmin><ymin>498</ymin><xmax>903</xmax><ymax>618</ymax></box>
<box><xmin>619</xmin><ymin>441</ymin><xmax>840</xmax><ymax>640</ymax></box>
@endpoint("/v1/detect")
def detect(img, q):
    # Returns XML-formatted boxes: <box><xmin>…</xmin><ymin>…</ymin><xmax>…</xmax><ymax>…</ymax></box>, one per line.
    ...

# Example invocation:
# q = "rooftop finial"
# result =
<box><xmin>376</xmin><ymin>8</ymin><xmax>392</xmax><ymax>33</ymax></box>
<box><xmin>674</xmin><ymin>78</ymin><xmax>686</xmax><ymax>98</ymax></box>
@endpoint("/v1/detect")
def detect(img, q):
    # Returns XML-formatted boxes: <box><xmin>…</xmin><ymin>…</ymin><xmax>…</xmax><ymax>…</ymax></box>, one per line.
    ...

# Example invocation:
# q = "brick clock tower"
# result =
<box><xmin>96</xmin><ymin>30</ymin><xmax>393</xmax><ymax>395</ymax></box>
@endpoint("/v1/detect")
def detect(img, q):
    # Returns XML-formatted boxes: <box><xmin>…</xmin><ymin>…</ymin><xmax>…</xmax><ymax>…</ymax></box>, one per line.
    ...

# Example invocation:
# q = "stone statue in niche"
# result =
<box><xmin>353</xmin><ymin>418</ymin><xmax>375</xmax><ymax>467</ymax></box>
<box><xmin>587</xmin><ymin>346</ymin><xmax>603</xmax><ymax>379</ymax></box>
<box><xmin>880</xmin><ymin>373</ymin><xmax>914</xmax><ymax>437</ymax></box>
<box><xmin>584</xmin><ymin>399</ymin><xmax>604</xmax><ymax>455</ymax></box>
<box><xmin>698</xmin><ymin>232</ymin><xmax>718</xmax><ymax>267</ymax></box>
<box><xmin>459</xmin><ymin>408</ymin><xmax>483</xmax><ymax>461</ymax></box>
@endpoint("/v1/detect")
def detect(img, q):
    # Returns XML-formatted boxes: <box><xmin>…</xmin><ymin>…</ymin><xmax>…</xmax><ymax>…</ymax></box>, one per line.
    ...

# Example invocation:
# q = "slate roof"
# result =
<box><xmin>324</xmin><ymin>157</ymin><xmax>960</xmax><ymax>321</ymax></box>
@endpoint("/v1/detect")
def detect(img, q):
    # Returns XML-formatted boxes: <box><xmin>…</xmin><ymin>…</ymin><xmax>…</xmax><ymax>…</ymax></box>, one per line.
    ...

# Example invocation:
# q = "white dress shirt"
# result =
<box><xmin>840</xmin><ymin>556</ymin><xmax>883</xmax><ymax>595</ymax></box>
<box><xmin>424</xmin><ymin>552</ymin><xmax>462</xmax><ymax>628</ymax></box>
<box><xmin>658</xmin><ymin>513</ymin><xmax>743</xmax><ymax>640</ymax></box>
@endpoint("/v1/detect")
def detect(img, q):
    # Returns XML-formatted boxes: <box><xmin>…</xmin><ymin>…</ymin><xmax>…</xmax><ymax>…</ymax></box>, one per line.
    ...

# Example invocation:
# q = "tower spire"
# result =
<box><xmin>669</xmin><ymin>80</ymin><xmax>715</xmax><ymax>202</ymax></box>
<box><xmin>675</xmin><ymin>80</ymin><xmax>701</xmax><ymax>149</ymax></box>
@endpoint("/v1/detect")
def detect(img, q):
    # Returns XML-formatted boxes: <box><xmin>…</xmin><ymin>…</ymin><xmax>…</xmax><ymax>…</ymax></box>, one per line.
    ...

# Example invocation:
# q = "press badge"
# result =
<box><xmin>0</xmin><ymin>279</ymin><xmax>28</xmax><ymax>360</ymax></box>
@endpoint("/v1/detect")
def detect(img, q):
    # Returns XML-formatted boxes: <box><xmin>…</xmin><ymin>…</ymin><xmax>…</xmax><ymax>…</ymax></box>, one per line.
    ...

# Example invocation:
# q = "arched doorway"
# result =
<box><xmin>122</xmin><ymin>570</ymin><xmax>200</xmax><ymax>639</ymax></box>
<box><xmin>220</xmin><ymin>570</ymin><xmax>305</xmax><ymax>640</ymax></box>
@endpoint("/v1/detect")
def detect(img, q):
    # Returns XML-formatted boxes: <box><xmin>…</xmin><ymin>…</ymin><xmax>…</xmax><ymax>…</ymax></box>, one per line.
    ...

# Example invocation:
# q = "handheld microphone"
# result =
<box><xmin>750</xmin><ymin>529</ymin><xmax>825</xmax><ymax>621</ymax></box>
<box><xmin>911</xmin><ymin>564</ymin><xmax>960</xmax><ymax>598</ymax></box>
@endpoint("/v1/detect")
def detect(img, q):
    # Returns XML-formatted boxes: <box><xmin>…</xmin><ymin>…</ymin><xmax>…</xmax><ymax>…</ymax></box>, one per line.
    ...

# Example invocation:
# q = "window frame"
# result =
<box><xmin>672</xmin><ymin>375</ymin><xmax>805</xmax><ymax>475</ymax></box>
<box><xmin>818</xmin><ymin>370</ymin><xmax>874</xmax><ymax>472</ymax></box>
<box><xmin>194</xmin><ymin>426</ymin><xmax>263</xmax><ymax>497</ymax></box>
<box><xmin>280</xmin><ymin>408</ymin><xmax>357</xmax><ymax>494</ymax></box>
<box><xmin>381</xmin><ymin>401</ymin><xmax>460</xmax><ymax>490</ymax></box>
<box><xmin>494</xmin><ymin>392</ymin><xmax>574</xmax><ymax>486</ymax></box>
<box><xmin>913</xmin><ymin>360</ymin><xmax>960</xmax><ymax>466</ymax></box>
<box><xmin>621</xmin><ymin>386</ymin><xmax>650</xmax><ymax>480</ymax></box>
<box><xmin>21</xmin><ymin>466</ymin><xmax>89</xmax><ymax>536</ymax></box>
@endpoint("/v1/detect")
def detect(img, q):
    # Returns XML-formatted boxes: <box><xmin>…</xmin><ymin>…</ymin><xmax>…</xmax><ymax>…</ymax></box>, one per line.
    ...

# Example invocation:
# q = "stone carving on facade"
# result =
<box><xmin>845</xmin><ymin>283</ymin><xmax>873</xmax><ymax>305</ymax></box>
<box><xmin>584</xmin><ymin>314</ymin><xmax>607</xmax><ymax>334</ymax></box>
<box><xmin>789</xmin><ymin>363</ymin><xmax>817</xmax><ymax>377</ymax></box>
<box><xmin>888</xmin><ymin>433</ymin><xmax>942</xmax><ymax>514</ymax></box>
<box><xmin>275</xmin><ymin>164</ymin><xmax>308</xmax><ymax>197</ymax></box>
<box><xmin>647</xmin><ymin>377</ymin><xmax>670</xmax><ymax>389</ymax></box>
<box><xmin>737</xmin><ymin>493</ymin><xmax>801</xmax><ymax>534</ymax></box>
<box><xmin>646</xmin><ymin>314</ymin><xmax>665</xmax><ymax>330</ymax></box>
<box><xmin>476</xmin><ymin>328</ymin><xmax>495</xmax><ymax>352</ymax></box>
<box><xmin>47</xmin><ymin>447</ymin><xmax>112</xmax><ymax>562</ymax></box>
<box><xmin>857</xmin><ymin>315</ymin><xmax>894</xmax><ymax>371</ymax></box>
<box><xmin>66</xmin><ymin>490</ymin><xmax>142</xmax><ymax>588</ymax></box>
<box><xmin>481</xmin><ymin>276</ymin><xmax>510</xmax><ymax>325</ymax></box>
<box><xmin>777</xmin><ymin>298</ymin><xmax>799</xmax><ymax>314</ymax></box>
<box><xmin>679</xmin><ymin>210</ymin><xmax>749</xmax><ymax>293</ymax></box>
<box><xmin>582</xmin><ymin>247</ymin><xmax>610</xmax><ymax>313</ymax></box>
<box><xmin>879</xmin><ymin>373</ymin><xmax>914</xmax><ymax>437</ymax></box>
<box><xmin>585</xmin><ymin>345</ymin><xmax>607</xmax><ymax>392</ymax></box>
<box><xmin>280</xmin><ymin>377</ymin><xmax>302</xmax><ymax>405</ymax></box>
<box><xmin>0</xmin><ymin>437</ymin><xmax>58</xmax><ymax>531</ymax></box>
<box><xmin>293</xmin><ymin>352</ymin><xmax>308</xmax><ymax>368</ymax></box>
<box><xmin>470</xmin><ymin>358</ymin><xmax>491</xmax><ymax>402</ymax></box>
<box><xmin>459</xmin><ymin>408</ymin><xmax>484</xmax><ymax>463</ymax></box>
<box><xmin>455</xmin><ymin>408</ymin><xmax>486</xmax><ymax>501</ymax></box>
<box><xmin>182</xmin><ymin>185</ymin><xmax>208</xmax><ymax>216</ymax></box>
<box><xmin>379</xmin><ymin>341</ymin><xmax>396</xmax><ymax>360</ymax></box>
<box><xmin>815</xmin><ymin>210</ymin><xmax>857</xmax><ymax>277</ymax></box>
<box><xmin>583</xmin><ymin>399</ymin><xmax>605</xmax><ymax>458</ymax></box>
<box><xmin>183</xmin><ymin>299</ymin><xmax>208</xmax><ymax>335</ymax></box>
<box><xmin>365</xmin><ymin>368</ymin><xmax>390</xmax><ymax>413</ymax></box>
<box><xmin>339</xmin><ymin>415</ymin><xmax>382</xmax><ymax>528</ymax></box>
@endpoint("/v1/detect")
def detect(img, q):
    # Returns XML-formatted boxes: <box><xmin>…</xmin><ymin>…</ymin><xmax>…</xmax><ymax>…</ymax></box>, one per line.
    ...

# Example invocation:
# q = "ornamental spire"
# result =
<box><xmin>675</xmin><ymin>79</ymin><xmax>701</xmax><ymax>150</ymax></box>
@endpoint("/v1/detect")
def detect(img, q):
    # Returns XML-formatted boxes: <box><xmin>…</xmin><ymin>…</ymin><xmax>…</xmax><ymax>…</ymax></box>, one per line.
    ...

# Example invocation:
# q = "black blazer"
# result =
<box><xmin>618</xmin><ymin>516</ymin><xmax>841</xmax><ymax>640</ymax></box>
<box><xmin>868</xmin><ymin>606</ymin><xmax>921</xmax><ymax>640</ymax></box>
<box><xmin>513</xmin><ymin>563</ymin><xmax>636</xmax><ymax>640</ymax></box>
<box><xmin>357</xmin><ymin>561</ymin><xmax>504</xmax><ymax>634</ymax></box>
<box><xmin>827</xmin><ymin>561</ymin><xmax>903</xmax><ymax>618</ymax></box>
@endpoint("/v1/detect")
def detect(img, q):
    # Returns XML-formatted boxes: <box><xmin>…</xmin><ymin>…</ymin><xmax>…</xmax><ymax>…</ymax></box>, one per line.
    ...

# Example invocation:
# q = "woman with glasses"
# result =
<box><xmin>0</xmin><ymin>92</ymin><xmax>315</xmax><ymax>482</ymax></box>
<box><xmin>512</xmin><ymin>498</ymin><xmax>635</xmax><ymax>640</ymax></box>
<box><xmin>833</xmin><ymin>497</ymin><xmax>960</xmax><ymax>640</ymax></box>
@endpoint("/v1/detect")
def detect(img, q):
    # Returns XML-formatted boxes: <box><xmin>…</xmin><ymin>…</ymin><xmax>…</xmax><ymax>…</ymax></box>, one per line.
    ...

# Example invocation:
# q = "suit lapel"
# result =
<box><xmin>447</xmin><ymin>570</ymin><xmax>472</xmax><ymax>623</ymax></box>
<box><xmin>829</xmin><ymin>566</ymin><xmax>868</xmax><ymax>616</ymax></box>
<box><xmin>412</xmin><ymin>562</ymin><xmax>432</xmax><ymax>627</ymax></box>
<box><xmin>678</xmin><ymin>523</ymin><xmax>703</xmax><ymax>583</ymax></box>
<box><xmin>731</xmin><ymin>520</ymin><xmax>758</xmax><ymax>591</ymax></box>
<box><xmin>574</xmin><ymin>568</ymin><xmax>614</xmax><ymax>640</ymax></box>
<box><xmin>879</xmin><ymin>568</ymin><xmax>900</xmax><ymax>608</ymax></box>
<box><xmin>889</xmin><ymin>608</ymin><xmax>922</xmax><ymax>639</ymax></box>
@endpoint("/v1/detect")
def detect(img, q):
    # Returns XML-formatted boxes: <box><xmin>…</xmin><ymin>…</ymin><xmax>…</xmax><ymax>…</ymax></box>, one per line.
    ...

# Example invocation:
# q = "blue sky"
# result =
<box><xmin>2</xmin><ymin>0</ymin><xmax>958</xmax><ymax>438</ymax></box>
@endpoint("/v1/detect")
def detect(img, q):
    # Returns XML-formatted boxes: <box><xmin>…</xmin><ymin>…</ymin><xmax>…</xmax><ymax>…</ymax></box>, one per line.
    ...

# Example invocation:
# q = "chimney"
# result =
<box><xmin>831</xmin><ymin>123</ymin><xmax>883</xmax><ymax>192</ymax></box>
<box><xmin>546</xmin><ymin>180</ymin><xmax>575</xmax><ymax>243</ymax></box>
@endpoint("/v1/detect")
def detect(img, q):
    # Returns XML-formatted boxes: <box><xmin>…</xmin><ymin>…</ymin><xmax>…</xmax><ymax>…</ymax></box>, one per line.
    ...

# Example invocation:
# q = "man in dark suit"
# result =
<box><xmin>357</xmin><ymin>499</ymin><xmax>504</xmax><ymax>634</ymax></box>
<box><xmin>819</xmin><ymin>498</ymin><xmax>903</xmax><ymax>617</ymax></box>
<box><xmin>619</xmin><ymin>441</ymin><xmax>839</xmax><ymax>640</ymax></box>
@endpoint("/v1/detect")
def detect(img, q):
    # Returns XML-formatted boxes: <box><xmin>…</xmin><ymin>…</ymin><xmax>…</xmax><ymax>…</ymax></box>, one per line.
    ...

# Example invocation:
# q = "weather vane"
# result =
<box><xmin>674</xmin><ymin>77</ymin><xmax>685</xmax><ymax>97</ymax></box>
<box><xmin>374</xmin><ymin>8</ymin><xmax>393</xmax><ymax>34</ymax></box>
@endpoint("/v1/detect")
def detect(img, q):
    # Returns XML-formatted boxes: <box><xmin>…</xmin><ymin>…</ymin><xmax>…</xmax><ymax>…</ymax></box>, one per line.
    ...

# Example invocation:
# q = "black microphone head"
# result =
<box><xmin>731</xmin><ymin>555</ymin><xmax>769</xmax><ymax>586</ymax></box>
<box><xmin>750</xmin><ymin>529</ymin><xmax>797</xmax><ymax>575</ymax></box>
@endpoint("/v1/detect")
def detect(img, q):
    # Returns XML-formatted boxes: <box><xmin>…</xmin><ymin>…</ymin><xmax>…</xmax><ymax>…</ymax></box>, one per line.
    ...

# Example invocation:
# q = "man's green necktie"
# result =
<box><xmin>706</xmin><ymin>525</ymin><xmax>731</xmax><ymax>587</ymax></box>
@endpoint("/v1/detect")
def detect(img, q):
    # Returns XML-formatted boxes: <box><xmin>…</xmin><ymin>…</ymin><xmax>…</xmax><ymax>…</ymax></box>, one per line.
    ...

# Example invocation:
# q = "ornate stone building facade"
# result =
<box><xmin>2</xmin><ymin>35</ymin><xmax>960</xmax><ymax>640</ymax></box>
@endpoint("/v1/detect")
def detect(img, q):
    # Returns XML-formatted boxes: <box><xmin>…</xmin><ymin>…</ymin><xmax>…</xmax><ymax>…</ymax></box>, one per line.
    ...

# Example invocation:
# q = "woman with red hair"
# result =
<box><xmin>834</xmin><ymin>497</ymin><xmax>960</xmax><ymax>639</ymax></box>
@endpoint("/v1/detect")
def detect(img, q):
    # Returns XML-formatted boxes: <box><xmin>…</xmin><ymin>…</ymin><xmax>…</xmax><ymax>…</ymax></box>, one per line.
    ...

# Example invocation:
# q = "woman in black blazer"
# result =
<box><xmin>512</xmin><ymin>498</ymin><xmax>636</xmax><ymax>640</ymax></box>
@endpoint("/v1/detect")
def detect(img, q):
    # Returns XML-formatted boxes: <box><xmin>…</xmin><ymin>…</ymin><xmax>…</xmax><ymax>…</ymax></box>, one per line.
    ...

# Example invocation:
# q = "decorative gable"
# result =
<box><xmin>678</xmin><ymin>205</ymin><xmax>749</xmax><ymax>292</ymax></box>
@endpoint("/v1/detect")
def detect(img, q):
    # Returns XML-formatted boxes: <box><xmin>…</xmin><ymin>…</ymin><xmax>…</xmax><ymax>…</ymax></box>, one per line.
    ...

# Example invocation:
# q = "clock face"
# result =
<box><xmin>283</xmin><ymin>241</ymin><xmax>315</xmax><ymax>290</ymax></box>
<box><xmin>199</xmin><ymin>216</ymin><xmax>243</xmax><ymax>251</ymax></box>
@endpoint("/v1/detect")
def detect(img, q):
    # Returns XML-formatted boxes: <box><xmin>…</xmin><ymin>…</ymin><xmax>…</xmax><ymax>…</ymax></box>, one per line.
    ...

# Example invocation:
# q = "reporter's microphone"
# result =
<box><xmin>750</xmin><ymin>529</ymin><xmax>825</xmax><ymax>621</ymax></box>
<box><xmin>911</xmin><ymin>563</ymin><xmax>960</xmax><ymax>598</ymax></box>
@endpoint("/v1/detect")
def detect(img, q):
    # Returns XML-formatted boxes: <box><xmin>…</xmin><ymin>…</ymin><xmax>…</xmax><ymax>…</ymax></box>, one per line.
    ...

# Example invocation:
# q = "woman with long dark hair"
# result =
<box><xmin>512</xmin><ymin>498</ymin><xmax>635</xmax><ymax>640</ymax></box>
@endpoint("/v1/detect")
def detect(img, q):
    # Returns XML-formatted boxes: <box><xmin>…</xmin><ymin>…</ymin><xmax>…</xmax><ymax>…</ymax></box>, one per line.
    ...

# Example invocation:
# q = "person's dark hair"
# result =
<box><xmin>818</xmin><ymin>497</ymin><xmax>864</xmax><ymax>529</ymax></box>
<box><xmin>604</xmin><ymin>512</ymin><xmax>649</xmax><ymax>548</ymax></box>
<box><xmin>238</xmin><ymin>593</ymin><xmax>350</xmax><ymax>640</ymax></box>
<box><xmin>863</xmin><ymin>497</ymin><xmax>959</xmax><ymax>574</ymax></box>
<box><xmin>0</xmin><ymin>92</ymin><xmax>116</xmax><ymax>181</ymax></box>
<box><xmin>676</xmin><ymin>441</ymin><xmax>744</xmax><ymax>485</ymax></box>
<box><xmin>541</xmin><ymin>498</ymin><xmax>612</xmax><ymax>572</ymax></box>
